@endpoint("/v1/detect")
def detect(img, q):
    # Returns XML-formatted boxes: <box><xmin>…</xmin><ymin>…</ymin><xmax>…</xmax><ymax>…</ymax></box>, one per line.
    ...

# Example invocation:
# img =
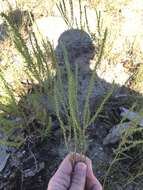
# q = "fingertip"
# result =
<box><xmin>91</xmin><ymin>182</ymin><xmax>103</xmax><ymax>190</ymax></box>
<box><xmin>55</xmin><ymin>154</ymin><xmax>73</xmax><ymax>177</ymax></box>
<box><xmin>75</xmin><ymin>162</ymin><xmax>87</xmax><ymax>172</ymax></box>
<box><xmin>70</xmin><ymin>162</ymin><xmax>87</xmax><ymax>190</ymax></box>
<box><xmin>85</xmin><ymin>157</ymin><xmax>95</xmax><ymax>178</ymax></box>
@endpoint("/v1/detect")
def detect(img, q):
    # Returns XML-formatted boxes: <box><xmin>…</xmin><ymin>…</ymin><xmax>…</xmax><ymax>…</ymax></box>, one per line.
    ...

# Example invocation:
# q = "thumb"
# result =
<box><xmin>70</xmin><ymin>162</ymin><xmax>87</xmax><ymax>190</ymax></box>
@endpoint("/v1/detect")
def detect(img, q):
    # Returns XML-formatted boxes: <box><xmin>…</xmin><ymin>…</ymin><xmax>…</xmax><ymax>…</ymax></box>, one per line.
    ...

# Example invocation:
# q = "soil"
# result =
<box><xmin>0</xmin><ymin>92</ymin><xmax>142</xmax><ymax>190</ymax></box>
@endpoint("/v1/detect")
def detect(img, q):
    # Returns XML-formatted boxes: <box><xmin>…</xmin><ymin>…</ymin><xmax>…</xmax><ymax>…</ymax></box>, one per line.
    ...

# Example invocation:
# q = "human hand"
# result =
<box><xmin>47</xmin><ymin>153</ymin><xmax>102</xmax><ymax>190</ymax></box>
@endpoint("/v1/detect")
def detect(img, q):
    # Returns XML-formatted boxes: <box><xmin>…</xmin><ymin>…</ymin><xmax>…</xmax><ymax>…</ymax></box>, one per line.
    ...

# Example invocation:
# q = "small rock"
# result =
<box><xmin>0</xmin><ymin>145</ymin><xmax>10</xmax><ymax>172</ymax></box>
<box><xmin>0</xmin><ymin>131</ymin><xmax>10</xmax><ymax>172</ymax></box>
<box><xmin>0</xmin><ymin>22</ymin><xmax>7</xmax><ymax>41</ymax></box>
<box><xmin>103</xmin><ymin>122</ymin><xmax>133</xmax><ymax>145</ymax></box>
<box><xmin>120</xmin><ymin>107</ymin><xmax>143</xmax><ymax>127</ymax></box>
<box><xmin>23</xmin><ymin>162</ymin><xmax>45</xmax><ymax>178</ymax></box>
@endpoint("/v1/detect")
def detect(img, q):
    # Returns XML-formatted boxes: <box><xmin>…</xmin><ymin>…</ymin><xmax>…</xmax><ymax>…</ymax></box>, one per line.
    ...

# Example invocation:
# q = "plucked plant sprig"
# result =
<box><xmin>53</xmin><ymin>27</ymin><xmax>114</xmax><ymax>154</ymax></box>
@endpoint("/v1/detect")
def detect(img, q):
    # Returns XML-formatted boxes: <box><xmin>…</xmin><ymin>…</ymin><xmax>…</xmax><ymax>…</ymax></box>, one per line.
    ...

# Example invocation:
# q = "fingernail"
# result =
<box><xmin>75</xmin><ymin>162</ymin><xmax>87</xmax><ymax>172</ymax></box>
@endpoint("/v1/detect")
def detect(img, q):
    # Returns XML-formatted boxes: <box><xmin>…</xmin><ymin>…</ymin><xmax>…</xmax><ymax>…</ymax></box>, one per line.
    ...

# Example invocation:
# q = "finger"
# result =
<box><xmin>69</xmin><ymin>162</ymin><xmax>87</xmax><ymax>190</ymax></box>
<box><xmin>90</xmin><ymin>183</ymin><xmax>103</xmax><ymax>190</ymax></box>
<box><xmin>68</xmin><ymin>153</ymin><xmax>102</xmax><ymax>190</ymax></box>
<box><xmin>48</xmin><ymin>154</ymin><xmax>73</xmax><ymax>190</ymax></box>
<box><xmin>55</xmin><ymin>154</ymin><xmax>73</xmax><ymax>177</ymax></box>
<box><xmin>85</xmin><ymin>158</ymin><xmax>102</xmax><ymax>190</ymax></box>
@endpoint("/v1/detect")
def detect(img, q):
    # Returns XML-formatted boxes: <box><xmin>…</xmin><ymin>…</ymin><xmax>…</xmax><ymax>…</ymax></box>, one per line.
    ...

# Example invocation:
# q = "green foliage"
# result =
<box><xmin>0</xmin><ymin>74</ymin><xmax>24</xmax><ymax>146</ymax></box>
<box><xmin>0</xmin><ymin>13</ymin><xmax>54</xmax><ymax>146</ymax></box>
<box><xmin>1</xmin><ymin>13</ymin><xmax>55</xmax><ymax>88</ymax></box>
<box><xmin>0</xmin><ymin>70</ymin><xmax>17</xmax><ymax>110</ymax></box>
<box><xmin>103</xmin><ymin>106</ymin><xmax>143</xmax><ymax>189</ymax></box>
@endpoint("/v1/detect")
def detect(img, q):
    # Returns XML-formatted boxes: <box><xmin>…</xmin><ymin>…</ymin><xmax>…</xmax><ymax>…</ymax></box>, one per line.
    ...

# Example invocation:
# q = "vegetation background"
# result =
<box><xmin>0</xmin><ymin>0</ymin><xmax>143</xmax><ymax>189</ymax></box>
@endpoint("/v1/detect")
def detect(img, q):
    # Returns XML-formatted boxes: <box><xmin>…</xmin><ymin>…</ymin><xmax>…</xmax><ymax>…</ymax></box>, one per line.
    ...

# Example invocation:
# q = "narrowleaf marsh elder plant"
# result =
<box><xmin>0</xmin><ymin>12</ymin><xmax>55</xmax><ymax>145</ymax></box>
<box><xmin>0</xmin><ymin>69</ymin><xmax>25</xmax><ymax>147</ymax></box>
